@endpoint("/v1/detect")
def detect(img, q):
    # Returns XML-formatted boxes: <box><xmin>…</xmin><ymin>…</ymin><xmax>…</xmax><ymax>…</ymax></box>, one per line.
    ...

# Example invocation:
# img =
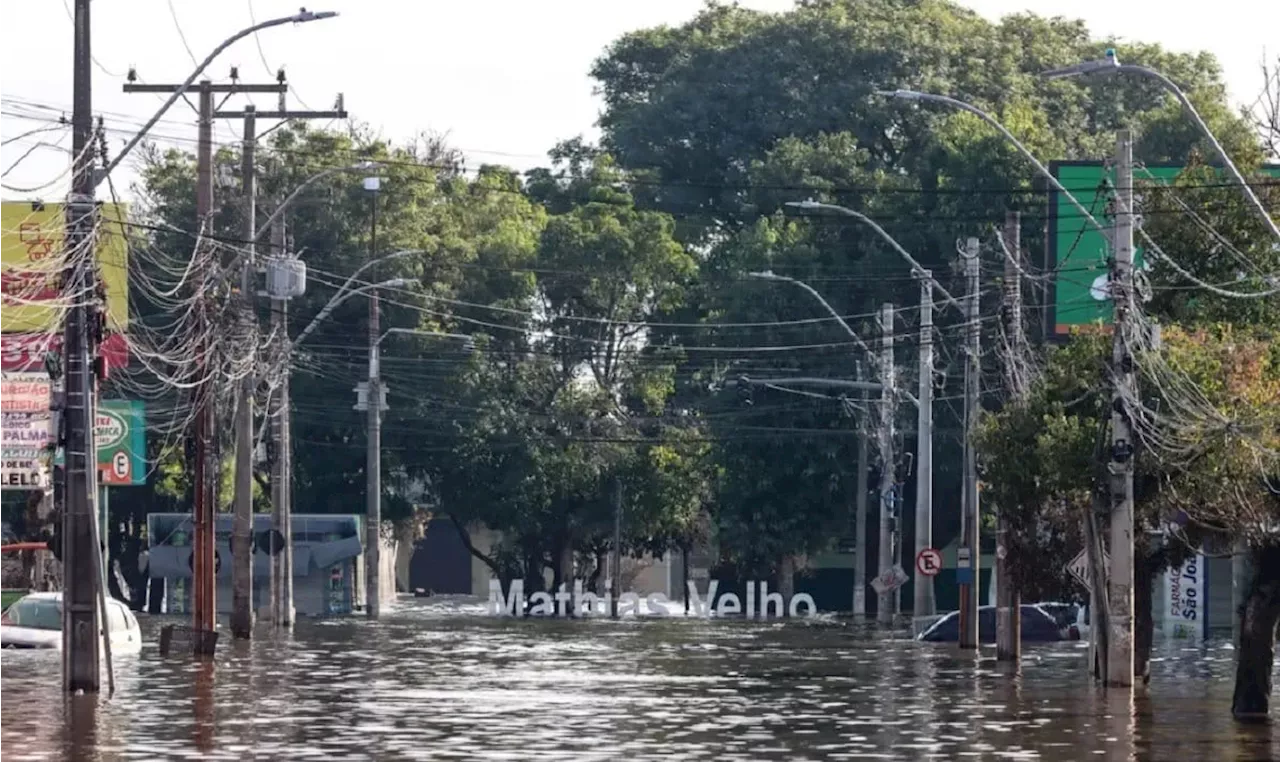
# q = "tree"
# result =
<box><xmin>978</xmin><ymin>326</ymin><xmax>1280</xmax><ymax>683</ymax></box>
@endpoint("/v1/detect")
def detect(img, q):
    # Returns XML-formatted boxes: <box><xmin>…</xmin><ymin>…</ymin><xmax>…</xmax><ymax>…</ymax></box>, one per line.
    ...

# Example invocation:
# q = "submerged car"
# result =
<box><xmin>0</xmin><ymin>591</ymin><xmax>143</xmax><ymax>652</ymax></box>
<box><xmin>917</xmin><ymin>604</ymin><xmax>1077</xmax><ymax>643</ymax></box>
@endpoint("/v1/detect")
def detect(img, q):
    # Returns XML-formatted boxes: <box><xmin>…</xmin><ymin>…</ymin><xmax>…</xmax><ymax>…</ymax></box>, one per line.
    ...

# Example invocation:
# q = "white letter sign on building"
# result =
<box><xmin>1163</xmin><ymin>552</ymin><xmax>1207</xmax><ymax>642</ymax></box>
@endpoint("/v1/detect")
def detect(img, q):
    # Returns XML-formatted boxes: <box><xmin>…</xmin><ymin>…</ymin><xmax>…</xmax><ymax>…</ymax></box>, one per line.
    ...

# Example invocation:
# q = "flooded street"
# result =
<box><xmin>1</xmin><ymin>597</ymin><xmax>1276</xmax><ymax>761</ymax></box>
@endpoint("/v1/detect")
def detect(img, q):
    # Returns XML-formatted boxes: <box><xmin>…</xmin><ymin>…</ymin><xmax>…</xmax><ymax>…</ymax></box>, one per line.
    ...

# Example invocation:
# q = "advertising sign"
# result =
<box><xmin>1163</xmin><ymin>552</ymin><xmax>1207</xmax><ymax>641</ymax></box>
<box><xmin>1</xmin><ymin>372</ymin><xmax>52</xmax><ymax>489</ymax></box>
<box><xmin>96</xmin><ymin>400</ymin><xmax>146</xmax><ymax>486</ymax></box>
<box><xmin>1046</xmin><ymin>162</ymin><xmax>1280</xmax><ymax>336</ymax></box>
<box><xmin>1</xmin><ymin>201</ymin><xmax>130</xmax><ymax>333</ymax></box>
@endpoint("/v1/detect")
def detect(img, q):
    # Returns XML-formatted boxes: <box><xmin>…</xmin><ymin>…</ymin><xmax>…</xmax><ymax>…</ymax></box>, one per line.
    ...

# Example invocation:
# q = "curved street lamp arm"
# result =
<box><xmin>788</xmin><ymin>201</ymin><xmax>962</xmax><ymax>310</ymax></box>
<box><xmin>877</xmin><ymin>90</ymin><xmax>1110</xmax><ymax>241</ymax></box>
<box><xmin>256</xmin><ymin>161</ymin><xmax>376</xmax><ymax>243</ymax></box>
<box><xmin>295</xmin><ymin>278</ymin><xmax>402</xmax><ymax>349</ymax></box>
<box><xmin>98</xmin><ymin>11</ymin><xmax>338</xmax><ymax>184</ymax></box>
<box><xmin>1111</xmin><ymin>64</ymin><xmax>1280</xmax><ymax>242</ymax></box>
<box><xmin>747</xmin><ymin>271</ymin><xmax>919</xmax><ymax>408</ymax></box>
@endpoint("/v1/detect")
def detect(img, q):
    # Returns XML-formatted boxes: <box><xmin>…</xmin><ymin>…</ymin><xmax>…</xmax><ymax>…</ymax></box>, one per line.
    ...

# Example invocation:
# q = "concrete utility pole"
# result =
<box><xmin>1108</xmin><ymin>130</ymin><xmax>1137</xmax><ymax>688</ymax></box>
<box><xmin>959</xmin><ymin>237</ymin><xmax>982</xmax><ymax>650</ymax></box>
<box><xmin>997</xmin><ymin>212</ymin><xmax>1023</xmax><ymax>664</ymax></box>
<box><xmin>853</xmin><ymin>362</ymin><xmax>869</xmax><ymax>617</ymax></box>
<box><xmin>365</xmin><ymin>176</ymin><xmax>383</xmax><ymax>619</ymax></box>
<box><xmin>213</xmin><ymin>96</ymin><xmax>347</xmax><ymax>637</ymax></box>
<box><xmin>269</xmin><ymin>218</ymin><xmax>295</xmax><ymax>627</ymax></box>
<box><xmin>230</xmin><ymin>106</ymin><xmax>257</xmax><ymax>639</ymax></box>
<box><xmin>914</xmin><ymin>271</ymin><xmax>935</xmax><ymax>618</ymax></box>
<box><xmin>877</xmin><ymin>302</ymin><xmax>898</xmax><ymax>624</ymax></box>
<box><xmin>62</xmin><ymin>0</ymin><xmax>101</xmax><ymax>692</ymax></box>
<box><xmin>611</xmin><ymin>478</ymin><xmax>623</xmax><ymax>619</ymax></box>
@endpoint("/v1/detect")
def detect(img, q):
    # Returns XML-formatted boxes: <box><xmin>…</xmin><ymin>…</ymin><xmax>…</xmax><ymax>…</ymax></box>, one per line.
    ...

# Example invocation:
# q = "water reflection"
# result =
<box><xmin>1</xmin><ymin>596</ymin><xmax>1278</xmax><ymax>760</ymax></box>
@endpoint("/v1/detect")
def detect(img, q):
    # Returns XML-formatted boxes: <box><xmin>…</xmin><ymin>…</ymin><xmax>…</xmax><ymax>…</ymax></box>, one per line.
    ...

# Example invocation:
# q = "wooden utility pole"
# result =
<box><xmin>230</xmin><ymin>105</ymin><xmax>257</xmax><ymax>639</ymax></box>
<box><xmin>958</xmin><ymin>237</ymin><xmax>982</xmax><ymax>650</ymax></box>
<box><xmin>997</xmin><ymin>211</ymin><xmax>1023</xmax><ymax>664</ymax></box>
<box><xmin>1108</xmin><ymin>130</ymin><xmax>1137</xmax><ymax>688</ymax></box>
<box><xmin>62</xmin><ymin>0</ymin><xmax>101</xmax><ymax>692</ymax></box>
<box><xmin>122</xmin><ymin>79</ymin><xmax>286</xmax><ymax>639</ymax></box>
<box><xmin>877</xmin><ymin>302</ymin><xmax>898</xmax><ymax>624</ymax></box>
<box><xmin>914</xmin><ymin>271</ymin><xmax>935</xmax><ymax>618</ymax></box>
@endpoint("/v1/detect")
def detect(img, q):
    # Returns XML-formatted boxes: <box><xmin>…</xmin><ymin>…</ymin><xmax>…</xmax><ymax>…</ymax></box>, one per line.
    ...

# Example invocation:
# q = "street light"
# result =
<box><xmin>783</xmin><ymin>201</ymin><xmax>962</xmax><ymax>310</ymax></box>
<box><xmin>876</xmin><ymin>89</ymin><xmax>1109</xmax><ymax>239</ymax></box>
<box><xmin>1041</xmin><ymin>50</ymin><xmax>1280</xmax><ymax>241</ymax></box>
<box><xmin>294</xmin><ymin>276</ymin><xmax>412</xmax><ymax>349</ymax></box>
<box><xmin>100</xmin><ymin>10</ymin><xmax>339</xmax><ymax>183</ymax></box>
<box><xmin>380</xmin><ymin>327</ymin><xmax>476</xmax><ymax>353</ymax></box>
<box><xmin>746</xmin><ymin>269</ymin><xmax>908</xmax><ymax>623</ymax></box>
<box><xmin>256</xmin><ymin>161</ymin><xmax>378</xmax><ymax>242</ymax></box>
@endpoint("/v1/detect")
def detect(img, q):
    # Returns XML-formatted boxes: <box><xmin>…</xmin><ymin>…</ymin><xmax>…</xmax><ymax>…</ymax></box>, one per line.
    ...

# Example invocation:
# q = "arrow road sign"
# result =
<box><xmin>916</xmin><ymin>548</ymin><xmax>942</xmax><ymax>577</ymax></box>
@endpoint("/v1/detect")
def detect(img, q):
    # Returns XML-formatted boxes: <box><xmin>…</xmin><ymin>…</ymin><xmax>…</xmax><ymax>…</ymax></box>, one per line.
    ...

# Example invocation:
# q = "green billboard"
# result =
<box><xmin>1047</xmin><ymin>161</ymin><xmax>1280</xmax><ymax>336</ymax></box>
<box><xmin>96</xmin><ymin>400</ymin><xmax>145</xmax><ymax>486</ymax></box>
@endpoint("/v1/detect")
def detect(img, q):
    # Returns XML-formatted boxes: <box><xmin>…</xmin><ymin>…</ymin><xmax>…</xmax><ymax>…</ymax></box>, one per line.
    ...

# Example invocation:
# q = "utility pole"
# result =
<box><xmin>958</xmin><ymin>237</ymin><xmax>981</xmax><ymax>650</ymax></box>
<box><xmin>611</xmin><ymin>478</ymin><xmax>623</xmax><ymax>619</ymax></box>
<box><xmin>877</xmin><ymin>302</ymin><xmax>897</xmax><ymax>624</ymax></box>
<box><xmin>216</xmin><ymin>98</ymin><xmax>345</xmax><ymax>628</ymax></box>
<box><xmin>62</xmin><ymin>0</ymin><xmax>101</xmax><ymax>692</ymax></box>
<box><xmin>1108</xmin><ymin>130</ymin><xmax>1137</xmax><ymax>688</ymax></box>
<box><xmin>914</xmin><ymin>271</ymin><xmax>934</xmax><ymax>618</ymax></box>
<box><xmin>269</xmin><ymin>218</ymin><xmax>292</xmax><ymax>627</ymax></box>
<box><xmin>853</xmin><ymin>361</ymin><xmax>869</xmax><ymax>617</ymax></box>
<box><xmin>997</xmin><ymin>212</ymin><xmax>1023</xmax><ymax>663</ymax></box>
<box><xmin>123</xmin><ymin>79</ymin><xmax>286</xmax><ymax>644</ymax></box>
<box><xmin>229</xmin><ymin>106</ymin><xmax>257</xmax><ymax>640</ymax></box>
<box><xmin>365</xmin><ymin>176</ymin><xmax>383</xmax><ymax>619</ymax></box>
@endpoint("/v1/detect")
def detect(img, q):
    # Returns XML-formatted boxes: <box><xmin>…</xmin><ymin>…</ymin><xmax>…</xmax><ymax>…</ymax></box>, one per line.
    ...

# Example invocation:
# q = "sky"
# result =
<box><xmin>1</xmin><ymin>0</ymin><xmax>1276</xmax><ymax>201</ymax></box>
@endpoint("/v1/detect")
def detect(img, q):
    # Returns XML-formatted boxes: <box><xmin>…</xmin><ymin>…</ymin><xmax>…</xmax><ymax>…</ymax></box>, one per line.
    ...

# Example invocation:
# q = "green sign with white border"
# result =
<box><xmin>96</xmin><ymin>400</ymin><xmax>145</xmax><ymax>486</ymax></box>
<box><xmin>1047</xmin><ymin>161</ymin><xmax>1280</xmax><ymax>336</ymax></box>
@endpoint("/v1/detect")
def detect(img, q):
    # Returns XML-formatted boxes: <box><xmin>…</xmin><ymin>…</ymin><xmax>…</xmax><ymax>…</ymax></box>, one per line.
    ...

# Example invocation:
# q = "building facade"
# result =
<box><xmin>146</xmin><ymin>513</ymin><xmax>370</xmax><ymax>617</ymax></box>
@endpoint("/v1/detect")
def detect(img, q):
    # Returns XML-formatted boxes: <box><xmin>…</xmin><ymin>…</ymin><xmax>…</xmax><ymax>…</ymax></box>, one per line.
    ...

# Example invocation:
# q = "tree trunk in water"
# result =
<box><xmin>558</xmin><ymin>539</ymin><xmax>574</xmax><ymax>617</ymax></box>
<box><xmin>588</xmin><ymin>550</ymin><xmax>606</xmax><ymax>595</ymax></box>
<box><xmin>1233</xmin><ymin>545</ymin><xmax>1280</xmax><ymax>720</ymax></box>
<box><xmin>778</xmin><ymin>555</ymin><xmax>796</xmax><ymax>602</ymax></box>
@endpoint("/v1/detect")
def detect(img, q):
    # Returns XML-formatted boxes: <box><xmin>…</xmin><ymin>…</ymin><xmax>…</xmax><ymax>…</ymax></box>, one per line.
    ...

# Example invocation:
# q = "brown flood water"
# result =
<box><xmin>1</xmin><ymin>596</ymin><xmax>1277</xmax><ymax>761</ymax></box>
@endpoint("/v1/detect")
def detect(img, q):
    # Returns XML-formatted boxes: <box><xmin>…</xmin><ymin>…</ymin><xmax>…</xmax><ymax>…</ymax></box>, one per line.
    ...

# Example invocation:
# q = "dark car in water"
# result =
<box><xmin>917</xmin><ymin>604</ymin><xmax>1071</xmax><ymax>643</ymax></box>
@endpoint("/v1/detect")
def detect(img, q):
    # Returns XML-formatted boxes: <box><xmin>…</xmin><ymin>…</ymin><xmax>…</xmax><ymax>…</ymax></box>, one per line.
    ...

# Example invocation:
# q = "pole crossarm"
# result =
<box><xmin>122</xmin><ymin>83</ymin><xmax>286</xmax><ymax>94</ymax></box>
<box><xmin>102</xmin><ymin>10</ymin><xmax>338</xmax><ymax>183</ymax></box>
<box><xmin>215</xmin><ymin>109</ymin><xmax>347</xmax><ymax>120</ymax></box>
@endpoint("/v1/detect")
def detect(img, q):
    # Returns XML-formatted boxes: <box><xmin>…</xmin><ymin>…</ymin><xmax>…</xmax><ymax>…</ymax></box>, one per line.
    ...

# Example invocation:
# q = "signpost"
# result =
<box><xmin>870</xmin><ymin>564</ymin><xmax>909</xmax><ymax>595</ymax></box>
<box><xmin>916</xmin><ymin>548</ymin><xmax>942</xmax><ymax>577</ymax></box>
<box><xmin>1067</xmin><ymin>548</ymin><xmax>1110</xmax><ymax>592</ymax></box>
<box><xmin>1</xmin><ymin>372</ymin><xmax>52</xmax><ymax>490</ymax></box>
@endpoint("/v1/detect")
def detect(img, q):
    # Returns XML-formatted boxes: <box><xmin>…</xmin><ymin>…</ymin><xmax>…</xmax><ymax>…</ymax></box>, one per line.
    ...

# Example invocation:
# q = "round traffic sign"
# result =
<box><xmin>916</xmin><ymin>548</ymin><xmax>942</xmax><ymax>577</ymax></box>
<box><xmin>111</xmin><ymin>451</ymin><xmax>130</xmax><ymax>480</ymax></box>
